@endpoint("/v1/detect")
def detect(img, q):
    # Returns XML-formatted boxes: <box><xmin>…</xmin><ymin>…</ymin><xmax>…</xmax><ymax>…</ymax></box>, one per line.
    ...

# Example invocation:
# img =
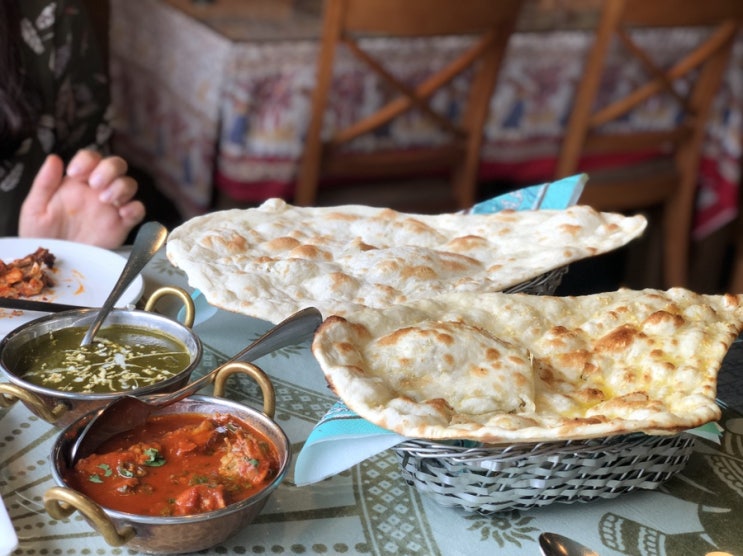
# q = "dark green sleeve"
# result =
<box><xmin>0</xmin><ymin>0</ymin><xmax>111</xmax><ymax>237</ymax></box>
<box><xmin>45</xmin><ymin>0</ymin><xmax>112</xmax><ymax>160</ymax></box>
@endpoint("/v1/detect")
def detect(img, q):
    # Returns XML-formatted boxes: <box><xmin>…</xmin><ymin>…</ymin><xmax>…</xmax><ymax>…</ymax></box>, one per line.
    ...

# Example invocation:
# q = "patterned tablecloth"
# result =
<box><xmin>108</xmin><ymin>0</ymin><xmax>743</xmax><ymax>240</ymax></box>
<box><xmin>1</xmin><ymin>249</ymin><xmax>743</xmax><ymax>556</ymax></box>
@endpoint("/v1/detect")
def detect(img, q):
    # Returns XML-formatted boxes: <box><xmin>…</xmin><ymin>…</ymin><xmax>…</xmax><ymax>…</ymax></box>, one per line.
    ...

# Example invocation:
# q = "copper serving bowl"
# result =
<box><xmin>0</xmin><ymin>287</ymin><xmax>200</xmax><ymax>428</ymax></box>
<box><xmin>44</xmin><ymin>362</ymin><xmax>289</xmax><ymax>554</ymax></box>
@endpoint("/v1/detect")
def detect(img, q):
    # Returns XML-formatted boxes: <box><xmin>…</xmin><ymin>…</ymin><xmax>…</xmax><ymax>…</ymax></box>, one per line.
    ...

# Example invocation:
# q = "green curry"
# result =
<box><xmin>17</xmin><ymin>325</ymin><xmax>191</xmax><ymax>393</ymax></box>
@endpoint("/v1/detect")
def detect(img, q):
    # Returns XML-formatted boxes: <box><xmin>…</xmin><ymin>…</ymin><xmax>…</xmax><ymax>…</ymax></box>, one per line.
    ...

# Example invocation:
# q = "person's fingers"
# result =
<box><xmin>24</xmin><ymin>154</ymin><xmax>65</xmax><ymax>210</ymax></box>
<box><xmin>87</xmin><ymin>156</ymin><xmax>129</xmax><ymax>190</ymax></box>
<box><xmin>118</xmin><ymin>200</ymin><xmax>147</xmax><ymax>227</ymax></box>
<box><xmin>98</xmin><ymin>176</ymin><xmax>138</xmax><ymax>206</ymax></box>
<box><xmin>65</xmin><ymin>149</ymin><xmax>103</xmax><ymax>179</ymax></box>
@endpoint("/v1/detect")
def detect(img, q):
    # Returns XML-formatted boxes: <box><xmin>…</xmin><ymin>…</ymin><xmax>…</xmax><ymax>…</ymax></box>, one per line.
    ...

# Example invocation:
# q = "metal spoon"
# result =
<box><xmin>80</xmin><ymin>221</ymin><xmax>169</xmax><ymax>346</ymax></box>
<box><xmin>68</xmin><ymin>306</ymin><xmax>323</xmax><ymax>464</ymax></box>
<box><xmin>539</xmin><ymin>532</ymin><xmax>599</xmax><ymax>556</ymax></box>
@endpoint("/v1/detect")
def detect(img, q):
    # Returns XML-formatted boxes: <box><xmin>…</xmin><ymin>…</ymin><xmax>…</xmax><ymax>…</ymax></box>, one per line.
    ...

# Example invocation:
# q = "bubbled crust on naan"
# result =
<box><xmin>312</xmin><ymin>288</ymin><xmax>743</xmax><ymax>443</ymax></box>
<box><xmin>351</xmin><ymin>319</ymin><xmax>535</xmax><ymax>416</ymax></box>
<box><xmin>165</xmin><ymin>198</ymin><xmax>647</xmax><ymax>323</ymax></box>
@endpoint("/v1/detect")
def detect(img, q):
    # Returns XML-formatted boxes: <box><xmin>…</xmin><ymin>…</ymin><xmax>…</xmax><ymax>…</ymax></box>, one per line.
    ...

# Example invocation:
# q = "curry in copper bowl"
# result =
<box><xmin>44</xmin><ymin>364</ymin><xmax>289</xmax><ymax>554</ymax></box>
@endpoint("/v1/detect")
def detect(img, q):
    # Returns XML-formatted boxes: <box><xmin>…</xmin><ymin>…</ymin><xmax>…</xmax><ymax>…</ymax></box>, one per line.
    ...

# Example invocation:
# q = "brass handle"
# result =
<box><xmin>213</xmin><ymin>362</ymin><xmax>276</xmax><ymax>418</ymax></box>
<box><xmin>0</xmin><ymin>383</ymin><xmax>67</xmax><ymax>423</ymax></box>
<box><xmin>44</xmin><ymin>486</ymin><xmax>136</xmax><ymax>547</ymax></box>
<box><xmin>144</xmin><ymin>286</ymin><xmax>195</xmax><ymax>328</ymax></box>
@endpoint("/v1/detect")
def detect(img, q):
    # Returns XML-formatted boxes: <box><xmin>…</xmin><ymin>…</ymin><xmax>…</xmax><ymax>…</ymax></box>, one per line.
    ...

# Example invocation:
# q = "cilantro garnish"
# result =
<box><xmin>97</xmin><ymin>463</ymin><xmax>113</xmax><ymax>477</ymax></box>
<box><xmin>88</xmin><ymin>474</ymin><xmax>103</xmax><ymax>483</ymax></box>
<box><xmin>144</xmin><ymin>447</ymin><xmax>166</xmax><ymax>467</ymax></box>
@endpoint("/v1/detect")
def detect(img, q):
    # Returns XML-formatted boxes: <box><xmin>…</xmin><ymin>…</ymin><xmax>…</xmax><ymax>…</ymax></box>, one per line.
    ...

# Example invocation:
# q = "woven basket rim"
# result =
<box><xmin>393</xmin><ymin>432</ymin><xmax>695</xmax><ymax>513</ymax></box>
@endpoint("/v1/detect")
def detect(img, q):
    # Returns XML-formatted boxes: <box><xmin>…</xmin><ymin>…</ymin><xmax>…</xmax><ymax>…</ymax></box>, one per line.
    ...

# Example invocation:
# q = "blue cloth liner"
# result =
<box><xmin>177</xmin><ymin>289</ymin><xmax>218</xmax><ymax>327</ymax></box>
<box><xmin>469</xmin><ymin>173</ymin><xmax>587</xmax><ymax>213</ymax></box>
<box><xmin>294</xmin><ymin>400</ymin><xmax>407</xmax><ymax>486</ymax></box>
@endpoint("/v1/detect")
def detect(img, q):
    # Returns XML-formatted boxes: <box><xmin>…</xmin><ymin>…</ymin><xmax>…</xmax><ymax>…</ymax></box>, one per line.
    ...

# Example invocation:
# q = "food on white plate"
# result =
<box><xmin>166</xmin><ymin>198</ymin><xmax>646</xmax><ymax>322</ymax></box>
<box><xmin>0</xmin><ymin>247</ymin><xmax>55</xmax><ymax>299</ymax></box>
<box><xmin>311</xmin><ymin>288</ymin><xmax>743</xmax><ymax>443</ymax></box>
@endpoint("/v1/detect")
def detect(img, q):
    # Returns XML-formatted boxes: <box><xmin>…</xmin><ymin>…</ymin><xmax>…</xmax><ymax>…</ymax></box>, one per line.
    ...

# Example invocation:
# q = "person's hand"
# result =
<box><xmin>19</xmin><ymin>150</ymin><xmax>146</xmax><ymax>249</ymax></box>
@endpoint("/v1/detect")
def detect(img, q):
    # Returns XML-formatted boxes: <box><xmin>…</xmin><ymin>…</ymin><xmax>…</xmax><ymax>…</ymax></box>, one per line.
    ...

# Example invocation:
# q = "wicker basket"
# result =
<box><xmin>395</xmin><ymin>264</ymin><xmax>687</xmax><ymax>514</ymax></box>
<box><xmin>393</xmin><ymin>433</ymin><xmax>695</xmax><ymax>514</ymax></box>
<box><xmin>503</xmin><ymin>266</ymin><xmax>567</xmax><ymax>295</ymax></box>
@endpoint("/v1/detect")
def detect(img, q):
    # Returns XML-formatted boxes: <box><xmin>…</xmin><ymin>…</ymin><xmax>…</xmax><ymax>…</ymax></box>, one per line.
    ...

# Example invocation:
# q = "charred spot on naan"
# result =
<box><xmin>444</xmin><ymin>235</ymin><xmax>490</xmax><ymax>251</ymax></box>
<box><xmin>594</xmin><ymin>324</ymin><xmax>641</xmax><ymax>353</ymax></box>
<box><xmin>288</xmin><ymin>244</ymin><xmax>333</xmax><ymax>261</ymax></box>
<box><xmin>264</xmin><ymin>236</ymin><xmax>301</xmax><ymax>252</ymax></box>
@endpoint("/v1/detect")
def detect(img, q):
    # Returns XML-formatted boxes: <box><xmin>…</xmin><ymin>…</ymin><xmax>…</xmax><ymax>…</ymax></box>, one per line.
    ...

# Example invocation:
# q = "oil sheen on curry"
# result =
<box><xmin>68</xmin><ymin>413</ymin><xmax>281</xmax><ymax>516</ymax></box>
<box><xmin>16</xmin><ymin>325</ymin><xmax>190</xmax><ymax>393</ymax></box>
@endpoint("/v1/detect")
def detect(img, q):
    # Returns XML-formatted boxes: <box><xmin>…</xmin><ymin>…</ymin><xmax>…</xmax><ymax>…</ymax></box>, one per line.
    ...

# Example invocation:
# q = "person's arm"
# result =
<box><xmin>17</xmin><ymin>1</ymin><xmax>145</xmax><ymax>247</ymax></box>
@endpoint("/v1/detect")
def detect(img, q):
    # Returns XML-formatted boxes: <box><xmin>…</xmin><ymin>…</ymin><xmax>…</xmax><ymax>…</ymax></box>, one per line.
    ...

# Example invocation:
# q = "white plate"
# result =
<box><xmin>0</xmin><ymin>238</ymin><xmax>144</xmax><ymax>340</ymax></box>
<box><xmin>0</xmin><ymin>494</ymin><xmax>17</xmax><ymax>555</ymax></box>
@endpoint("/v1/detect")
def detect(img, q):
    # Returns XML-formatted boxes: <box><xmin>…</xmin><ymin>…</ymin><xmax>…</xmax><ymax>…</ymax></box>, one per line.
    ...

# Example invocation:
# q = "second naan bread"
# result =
<box><xmin>312</xmin><ymin>288</ymin><xmax>743</xmax><ymax>443</ymax></box>
<box><xmin>166</xmin><ymin>198</ymin><xmax>646</xmax><ymax>322</ymax></box>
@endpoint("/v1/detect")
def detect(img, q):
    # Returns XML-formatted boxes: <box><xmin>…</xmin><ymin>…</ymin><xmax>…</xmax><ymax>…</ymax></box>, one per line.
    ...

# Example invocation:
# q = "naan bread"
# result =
<box><xmin>166</xmin><ymin>198</ymin><xmax>646</xmax><ymax>322</ymax></box>
<box><xmin>312</xmin><ymin>288</ymin><xmax>743</xmax><ymax>443</ymax></box>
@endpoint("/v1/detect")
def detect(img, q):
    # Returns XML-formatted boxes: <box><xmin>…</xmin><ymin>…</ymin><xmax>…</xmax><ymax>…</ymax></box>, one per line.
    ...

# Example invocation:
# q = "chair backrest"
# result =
<box><xmin>556</xmin><ymin>0</ymin><xmax>742</xmax><ymax>180</ymax></box>
<box><xmin>554</xmin><ymin>0</ymin><xmax>741</xmax><ymax>289</ymax></box>
<box><xmin>295</xmin><ymin>0</ymin><xmax>524</xmax><ymax>208</ymax></box>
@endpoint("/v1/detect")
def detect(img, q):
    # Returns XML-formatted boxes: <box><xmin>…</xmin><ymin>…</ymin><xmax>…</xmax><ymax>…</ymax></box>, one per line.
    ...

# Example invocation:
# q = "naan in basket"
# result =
<box><xmin>311</xmin><ymin>288</ymin><xmax>743</xmax><ymax>443</ymax></box>
<box><xmin>166</xmin><ymin>198</ymin><xmax>646</xmax><ymax>322</ymax></box>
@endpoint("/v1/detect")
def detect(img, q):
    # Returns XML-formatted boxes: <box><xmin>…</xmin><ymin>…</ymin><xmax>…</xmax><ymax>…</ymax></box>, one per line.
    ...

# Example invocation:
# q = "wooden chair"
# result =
<box><xmin>727</xmin><ymin>188</ymin><xmax>743</xmax><ymax>293</ymax></box>
<box><xmin>295</xmin><ymin>0</ymin><xmax>525</xmax><ymax>210</ymax></box>
<box><xmin>554</xmin><ymin>0</ymin><xmax>743</xmax><ymax>288</ymax></box>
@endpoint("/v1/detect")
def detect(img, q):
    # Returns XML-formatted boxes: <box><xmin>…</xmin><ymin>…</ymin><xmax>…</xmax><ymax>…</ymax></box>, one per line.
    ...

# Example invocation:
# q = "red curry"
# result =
<box><xmin>69</xmin><ymin>412</ymin><xmax>280</xmax><ymax>517</ymax></box>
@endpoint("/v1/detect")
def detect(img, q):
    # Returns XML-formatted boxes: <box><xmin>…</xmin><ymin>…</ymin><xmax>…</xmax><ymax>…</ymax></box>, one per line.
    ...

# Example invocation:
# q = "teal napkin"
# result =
<box><xmin>469</xmin><ymin>173</ymin><xmax>586</xmax><ymax>213</ymax></box>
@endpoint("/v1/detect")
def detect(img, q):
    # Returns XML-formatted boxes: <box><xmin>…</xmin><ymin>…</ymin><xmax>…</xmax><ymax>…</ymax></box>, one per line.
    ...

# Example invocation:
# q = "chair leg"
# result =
<box><xmin>624</xmin><ymin>209</ymin><xmax>663</xmax><ymax>289</ymax></box>
<box><xmin>294</xmin><ymin>0</ymin><xmax>344</xmax><ymax>206</ymax></box>
<box><xmin>451</xmin><ymin>31</ymin><xmax>507</xmax><ymax>210</ymax></box>
<box><xmin>729</xmin><ymin>217</ymin><xmax>743</xmax><ymax>293</ymax></box>
<box><xmin>661</xmin><ymin>173</ymin><xmax>696</xmax><ymax>288</ymax></box>
<box><xmin>451</xmin><ymin>158</ymin><xmax>480</xmax><ymax>209</ymax></box>
<box><xmin>662</xmin><ymin>213</ymin><xmax>690</xmax><ymax>289</ymax></box>
<box><xmin>295</xmin><ymin>144</ymin><xmax>323</xmax><ymax>206</ymax></box>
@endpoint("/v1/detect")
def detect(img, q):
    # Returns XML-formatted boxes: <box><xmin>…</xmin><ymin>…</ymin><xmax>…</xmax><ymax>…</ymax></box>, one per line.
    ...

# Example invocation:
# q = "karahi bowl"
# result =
<box><xmin>0</xmin><ymin>287</ymin><xmax>201</xmax><ymax>428</ymax></box>
<box><xmin>44</xmin><ymin>362</ymin><xmax>290</xmax><ymax>554</ymax></box>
